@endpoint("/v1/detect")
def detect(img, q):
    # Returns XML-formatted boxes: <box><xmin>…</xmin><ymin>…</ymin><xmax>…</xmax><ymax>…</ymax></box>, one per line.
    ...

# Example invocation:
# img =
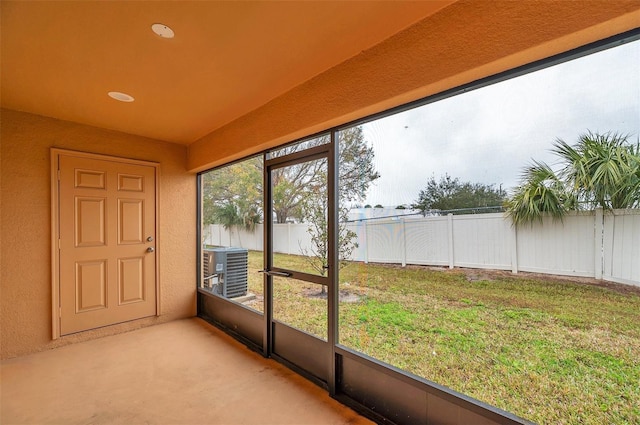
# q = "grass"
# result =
<box><xmin>241</xmin><ymin>251</ymin><xmax>640</xmax><ymax>424</ymax></box>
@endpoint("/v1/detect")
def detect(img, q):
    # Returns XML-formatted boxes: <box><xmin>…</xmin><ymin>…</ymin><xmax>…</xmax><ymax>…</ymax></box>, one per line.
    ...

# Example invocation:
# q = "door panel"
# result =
<box><xmin>75</xmin><ymin>260</ymin><xmax>107</xmax><ymax>312</ymax></box>
<box><xmin>75</xmin><ymin>197</ymin><xmax>106</xmax><ymax>246</ymax></box>
<box><xmin>118</xmin><ymin>257</ymin><xmax>145</xmax><ymax>304</ymax></box>
<box><xmin>118</xmin><ymin>199</ymin><xmax>144</xmax><ymax>244</ymax></box>
<box><xmin>118</xmin><ymin>173</ymin><xmax>144</xmax><ymax>191</ymax></box>
<box><xmin>272</xmin><ymin>321</ymin><xmax>330</xmax><ymax>381</ymax></box>
<box><xmin>272</xmin><ymin>276</ymin><xmax>328</xmax><ymax>341</ymax></box>
<box><xmin>75</xmin><ymin>169</ymin><xmax>106</xmax><ymax>189</ymax></box>
<box><xmin>58</xmin><ymin>154</ymin><xmax>157</xmax><ymax>335</ymax></box>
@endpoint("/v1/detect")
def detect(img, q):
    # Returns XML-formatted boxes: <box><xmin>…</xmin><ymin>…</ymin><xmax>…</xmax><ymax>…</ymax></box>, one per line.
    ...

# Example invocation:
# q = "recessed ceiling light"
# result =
<box><xmin>108</xmin><ymin>91</ymin><xmax>135</xmax><ymax>102</ymax></box>
<box><xmin>152</xmin><ymin>23</ymin><xmax>174</xmax><ymax>39</ymax></box>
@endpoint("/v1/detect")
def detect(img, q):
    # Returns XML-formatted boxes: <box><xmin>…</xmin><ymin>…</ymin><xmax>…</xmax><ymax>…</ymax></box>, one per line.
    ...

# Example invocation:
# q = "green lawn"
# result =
<box><xmin>242</xmin><ymin>251</ymin><xmax>640</xmax><ymax>425</ymax></box>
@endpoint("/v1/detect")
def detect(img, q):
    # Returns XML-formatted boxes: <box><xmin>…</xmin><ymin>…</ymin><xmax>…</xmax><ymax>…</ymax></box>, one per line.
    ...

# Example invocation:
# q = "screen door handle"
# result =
<box><xmin>259</xmin><ymin>269</ymin><xmax>292</xmax><ymax>277</ymax></box>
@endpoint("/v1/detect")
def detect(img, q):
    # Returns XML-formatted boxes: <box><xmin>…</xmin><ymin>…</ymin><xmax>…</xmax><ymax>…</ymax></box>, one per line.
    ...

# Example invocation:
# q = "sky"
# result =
<box><xmin>358</xmin><ymin>39</ymin><xmax>640</xmax><ymax>208</ymax></box>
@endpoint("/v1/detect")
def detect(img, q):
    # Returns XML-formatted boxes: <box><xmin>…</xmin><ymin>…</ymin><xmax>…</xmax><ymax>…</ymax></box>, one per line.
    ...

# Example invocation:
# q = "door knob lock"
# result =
<box><xmin>147</xmin><ymin>236</ymin><xmax>154</xmax><ymax>242</ymax></box>
<box><xmin>146</xmin><ymin>247</ymin><xmax>155</xmax><ymax>253</ymax></box>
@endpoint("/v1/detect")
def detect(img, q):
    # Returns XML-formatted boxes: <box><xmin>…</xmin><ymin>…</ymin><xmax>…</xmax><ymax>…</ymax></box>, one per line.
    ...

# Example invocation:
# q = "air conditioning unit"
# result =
<box><xmin>203</xmin><ymin>247</ymin><xmax>248</xmax><ymax>298</ymax></box>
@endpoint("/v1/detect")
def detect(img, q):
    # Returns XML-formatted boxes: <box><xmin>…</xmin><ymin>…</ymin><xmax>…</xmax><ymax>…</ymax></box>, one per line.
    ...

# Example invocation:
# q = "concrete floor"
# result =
<box><xmin>1</xmin><ymin>318</ymin><xmax>374</xmax><ymax>425</ymax></box>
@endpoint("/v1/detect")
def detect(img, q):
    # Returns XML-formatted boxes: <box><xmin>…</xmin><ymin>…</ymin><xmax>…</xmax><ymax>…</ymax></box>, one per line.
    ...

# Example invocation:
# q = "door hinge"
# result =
<box><xmin>58</xmin><ymin>239</ymin><xmax>61</xmax><ymax>250</ymax></box>
<box><xmin>57</xmin><ymin>170</ymin><xmax>61</xmax><ymax>180</ymax></box>
<box><xmin>59</xmin><ymin>307</ymin><xmax>62</xmax><ymax>318</ymax></box>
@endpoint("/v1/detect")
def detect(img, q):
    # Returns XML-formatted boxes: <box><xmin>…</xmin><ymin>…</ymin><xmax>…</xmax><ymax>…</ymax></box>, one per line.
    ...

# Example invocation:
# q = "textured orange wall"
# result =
<box><xmin>0</xmin><ymin>109</ymin><xmax>196</xmax><ymax>359</ymax></box>
<box><xmin>187</xmin><ymin>1</ymin><xmax>640</xmax><ymax>171</ymax></box>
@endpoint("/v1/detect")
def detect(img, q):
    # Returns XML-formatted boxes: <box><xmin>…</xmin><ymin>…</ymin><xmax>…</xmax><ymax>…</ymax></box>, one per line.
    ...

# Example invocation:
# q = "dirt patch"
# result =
<box><xmin>243</xmin><ymin>293</ymin><xmax>263</xmax><ymax>308</ymax></box>
<box><xmin>375</xmin><ymin>261</ymin><xmax>640</xmax><ymax>296</ymax></box>
<box><xmin>408</xmin><ymin>264</ymin><xmax>640</xmax><ymax>297</ymax></box>
<box><xmin>512</xmin><ymin>270</ymin><xmax>640</xmax><ymax>296</ymax></box>
<box><xmin>465</xmin><ymin>272</ymin><xmax>495</xmax><ymax>282</ymax></box>
<box><xmin>303</xmin><ymin>288</ymin><xmax>364</xmax><ymax>303</ymax></box>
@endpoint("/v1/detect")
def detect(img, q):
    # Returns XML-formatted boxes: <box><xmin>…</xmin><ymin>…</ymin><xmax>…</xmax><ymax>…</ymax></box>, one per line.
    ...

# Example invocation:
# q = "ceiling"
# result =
<box><xmin>1</xmin><ymin>1</ymin><xmax>454</xmax><ymax>145</ymax></box>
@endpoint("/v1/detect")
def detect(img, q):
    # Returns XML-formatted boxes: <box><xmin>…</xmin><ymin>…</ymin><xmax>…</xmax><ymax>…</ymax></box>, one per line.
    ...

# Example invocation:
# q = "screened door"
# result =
<box><xmin>264</xmin><ymin>142</ymin><xmax>336</xmax><ymax>385</ymax></box>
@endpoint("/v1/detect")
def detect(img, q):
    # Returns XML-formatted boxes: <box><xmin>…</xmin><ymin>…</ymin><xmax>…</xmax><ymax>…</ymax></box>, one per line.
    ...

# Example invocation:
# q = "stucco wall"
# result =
<box><xmin>187</xmin><ymin>2</ymin><xmax>640</xmax><ymax>171</ymax></box>
<box><xmin>0</xmin><ymin>109</ymin><xmax>196</xmax><ymax>359</ymax></box>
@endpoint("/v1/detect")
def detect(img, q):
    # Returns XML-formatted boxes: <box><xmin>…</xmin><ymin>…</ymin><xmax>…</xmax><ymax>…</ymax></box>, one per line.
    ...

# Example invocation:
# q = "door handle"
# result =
<box><xmin>146</xmin><ymin>247</ymin><xmax>155</xmax><ymax>253</ymax></box>
<box><xmin>258</xmin><ymin>269</ymin><xmax>291</xmax><ymax>277</ymax></box>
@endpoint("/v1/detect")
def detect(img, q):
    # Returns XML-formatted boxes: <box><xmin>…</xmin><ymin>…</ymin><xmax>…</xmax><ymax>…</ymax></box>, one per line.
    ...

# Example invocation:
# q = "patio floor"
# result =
<box><xmin>1</xmin><ymin>318</ymin><xmax>373</xmax><ymax>425</ymax></box>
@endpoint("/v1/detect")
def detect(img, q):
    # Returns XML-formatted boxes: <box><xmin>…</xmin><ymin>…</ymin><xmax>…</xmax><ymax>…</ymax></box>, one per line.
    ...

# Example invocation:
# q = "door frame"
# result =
<box><xmin>262</xmin><ymin>138</ymin><xmax>338</xmax><ymax>390</ymax></box>
<box><xmin>50</xmin><ymin>148</ymin><xmax>161</xmax><ymax>339</ymax></box>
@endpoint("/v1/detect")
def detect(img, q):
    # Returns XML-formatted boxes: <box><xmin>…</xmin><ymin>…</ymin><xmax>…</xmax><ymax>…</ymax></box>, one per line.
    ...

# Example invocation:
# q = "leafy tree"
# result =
<box><xmin>507</xmin><ymin>132</ymin><xmax>640</xmax><ymax>225</ymax></box>
<box><xmin>412</xmin><ymin>174</ymin><xmax>507</xmax><ymax>216</ymax></box>
<box><xmin>337</xmin><ymin>126</ymin><xmax>380</xmax><ymax>204</ymax></box>
<box><xmin>204</xmin><ymin>126</ymin><xmax>378</xmax><ymax>225</ymax></box>
<box><xmin>270</xmin><ymin>127</ymin><xmax>379</xmax><ymax>223</ymax></box>
<box><xmin>298</xmin><ymin>127</ymin><xmax>379</xmax><ymax>292</ymax></box>
<box><xmin>212</xmin><ymin>203</ymin><xmax>243</xmax><ymax>228</ymax></box>
<box><xmin>202</xmin><ymin>157</ymin><xmax>262</xmax><ymax>229</ymax></box>
<box><xmin>202</xmin><ymin>126</ymin><xmax>379</xmax><ymax>245</ymax></box>
<box><xmin>299</xmin><ymin>192</ymin><xmax>359</xmax><ymax>294</ymax></box>
<box><xmin>269</xmin><ymin>127</ymin><xmax>379</xmax><ymax>223</ymax></box>
<box><xmin>555</xmin><ymin>132</ymin><xmax>639</xmax><ymax>210</ymax></box>
<box><xmin>271</xmin><ymin>159</ymin><xmax>325</xmax><ymax>223</ymax></box>
<box><xmin>504</xmin><ymin>161</ymin><xmax>575</xmax><ymax>224</ymax></box>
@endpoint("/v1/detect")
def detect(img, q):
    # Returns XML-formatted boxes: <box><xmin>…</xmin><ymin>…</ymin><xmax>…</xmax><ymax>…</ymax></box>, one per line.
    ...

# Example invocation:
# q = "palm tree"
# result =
<box><xmin>553</xmin><ymin>132</ymin><xmax>639</xmax><ymax>210</ymax></box>
<box><xmin>213</xmin><ymin>202</ymin><xmax>261</xmax><ymax>246</ymax></box>
<box><xmin>505</xmin><ymin>161</ymin><xmax>575</xmax><ymax>224</ymax></box>
<box><xmin>507</xmin><ymin>132</ymin><xmax>640</xmax><ymax>225</ymax></box>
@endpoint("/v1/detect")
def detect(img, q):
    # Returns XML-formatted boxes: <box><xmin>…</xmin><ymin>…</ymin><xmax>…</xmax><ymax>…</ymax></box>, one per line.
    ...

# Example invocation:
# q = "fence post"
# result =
<box><xmin>287</xmin><ymin>222</ymin><xmax>292</xmax><ymax>255</ymax></box>
<box><xmin>364</xmin><ymin>221</ymin><xmax>369</xmax><ymax>264</ymax></box>
<box><xmin>215</xmin><ymin>224</ymin><xmax>221</xmax><ymax>246</ymax></box>
<box><xmin>510</xmin><ymin>219</ymin><xmax>518</xmax><ymax>274</ymax></box>
<box><xmin>204</xmin><ymin>224</ymin><xmax>211</xmax><ymax>246</ymax></box>
<box><xmin>401</xmin><ymin>218</ymin><xmax>407</xmax><ymax>267</ymax></box>
<box><xmin>594</xmin><ymin>207</ymin><xmax>603</xmax><ymax>280</ymax></box>
<box><xmin>447</xmin><ymin>213</ymin><xmax>454</xmax><ymax>269</ymax></box>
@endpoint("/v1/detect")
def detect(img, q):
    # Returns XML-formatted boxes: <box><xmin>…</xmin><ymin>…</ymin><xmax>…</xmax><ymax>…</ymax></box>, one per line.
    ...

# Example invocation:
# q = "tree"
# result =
<box><xmin>298</xmin><ymin>127</ymin><xmax>379</xmax><ymax>293</ymax></box>
<box><xmin>504</xmin><ymin>161</ymin><xmax>575</xmax><ymax>224</ymax></box>
<box><xmin>202</xmin><ymin>125</ymin><xmax>379</xmax><ymax>237</ymax></box>
<box><xmin>299</xmin><ymin>193</ymin><xmax>359</xmax><ymax>294</ymax></box>
<box><xmin>202</xmin><ymin>126</ymin><xmax>379</xmax><ymax>225</ymax></box>
<box><xmin>412</xmin><ymin>174</ymin><xmax>507</xmax><ymax>216</ymax></box>
<box><xmin>271</xmin><ymin>154</ymin><xmax>325</xmax><ymax>223</ymax></box>
<box><xmin>554</xmin><ymin>132</ymin><xmax>639</xmax><ymax>210</ymax></box>
<box><xmin>337</xmin><ymin>126</ymin><xmax>379</xmax><ymax>204</ymax></box>
<box><xmin>507</xmin><ymin>132</ymin><xmax>640</xmax><ymax>225</ymax></box>
<box><xmin>202</xmin><ymin>157</ymin><xmax>262</xmax><ymax>230</ymax></box>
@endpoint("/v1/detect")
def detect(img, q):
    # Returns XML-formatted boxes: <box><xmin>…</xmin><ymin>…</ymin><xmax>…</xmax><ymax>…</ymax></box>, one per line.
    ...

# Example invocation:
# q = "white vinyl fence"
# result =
<box><xmin>204</xmin><ymin>208</ymin><xmax>640</xmax><ymax>287</ymax></box>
